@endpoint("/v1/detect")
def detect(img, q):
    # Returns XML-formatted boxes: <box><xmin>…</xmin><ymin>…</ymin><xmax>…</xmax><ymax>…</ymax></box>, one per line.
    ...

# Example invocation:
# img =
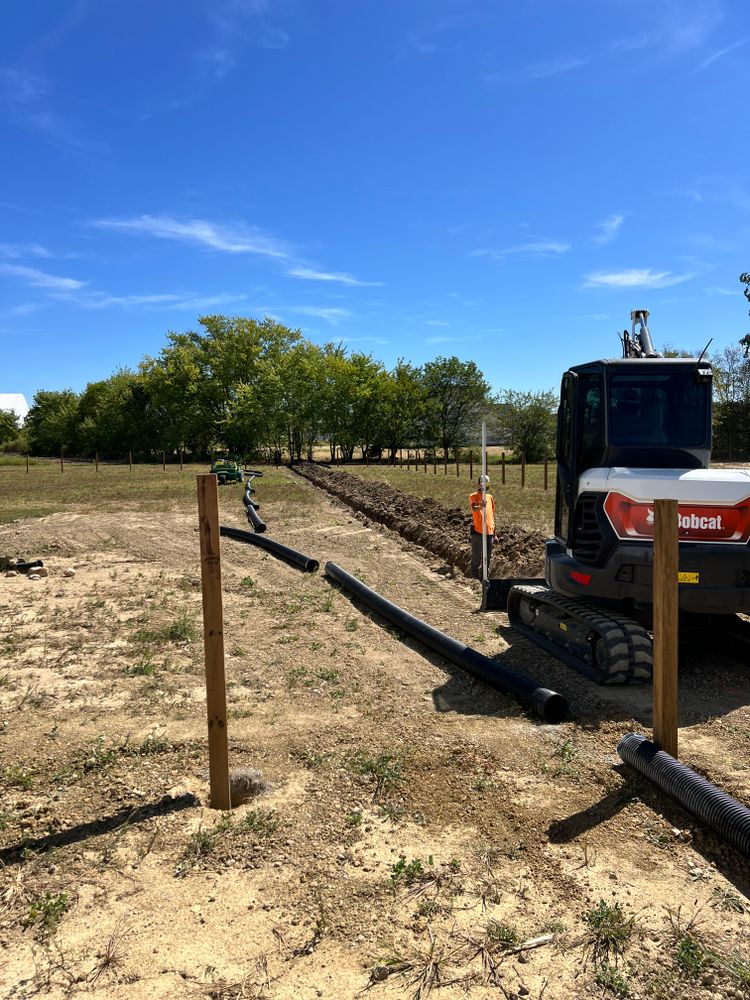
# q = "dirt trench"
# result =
<box><xmin>294</xmin><ymin>463</ymin><xmax>547</xmax><ymax>579</ymax></box>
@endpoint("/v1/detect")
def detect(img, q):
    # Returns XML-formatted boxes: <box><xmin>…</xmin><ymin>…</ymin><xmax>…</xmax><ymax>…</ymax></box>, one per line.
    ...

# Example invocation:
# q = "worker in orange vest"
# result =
<box><xmin>468</xmin><ymin>475</ymin><xmax>497</xmax><ymax>579</ymax></box>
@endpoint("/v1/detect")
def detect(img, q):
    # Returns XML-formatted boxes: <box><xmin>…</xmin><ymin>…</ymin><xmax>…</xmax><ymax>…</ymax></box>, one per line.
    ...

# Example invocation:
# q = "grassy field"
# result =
<box><xmin>0</xmin><ymin>458</ymin><xmax>557</xmax><ymax>532</ymax></box>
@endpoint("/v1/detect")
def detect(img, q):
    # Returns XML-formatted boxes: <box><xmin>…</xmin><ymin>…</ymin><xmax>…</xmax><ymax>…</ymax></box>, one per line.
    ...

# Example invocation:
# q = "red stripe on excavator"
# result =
<box><xmin>603</xmin><ymin>491</ymin><xmax>750</xmax><ymax>544</ymax></box>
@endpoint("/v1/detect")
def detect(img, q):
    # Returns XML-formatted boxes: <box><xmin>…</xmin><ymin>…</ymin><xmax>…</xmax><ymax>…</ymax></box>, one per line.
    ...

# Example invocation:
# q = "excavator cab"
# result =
<box><xmin>554</xmin><ymin>359</ymin><xmax>713</xmax><ymax>550</ymax></box>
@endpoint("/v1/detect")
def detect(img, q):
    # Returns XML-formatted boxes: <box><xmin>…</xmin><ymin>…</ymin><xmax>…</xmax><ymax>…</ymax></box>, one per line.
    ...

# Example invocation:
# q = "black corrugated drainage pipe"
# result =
<box><xmin>245</xmin><ymin>502</ymin><xmax>267</xmax><ymax>532</ymax></box>
<box><xmin>220</xmin><ymin>524</ymin><xmax>319</xmax><ymax>573</ymax></box>
<box><xmin>325</xmin><ymin>562</ymin><xmax>567</xmax><ymax>724</ymax></box>
<box><xmin>618</xmin><ymin>733</ymin><xmax>750</xmax><ymax>858</ymax></box>
<box><xmin>242</xmin><ymin>492</ymin><xmax>260</xmax><ymax>511</ymax></box>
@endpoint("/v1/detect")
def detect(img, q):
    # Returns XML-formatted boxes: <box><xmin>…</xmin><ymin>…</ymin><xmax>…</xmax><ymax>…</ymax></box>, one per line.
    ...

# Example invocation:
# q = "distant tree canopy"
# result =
<box><xmin>497</xmin><ymin>389</ymin><xmax>558</xmax><ymax>464</ymax></box>
<box><xmin>21</xmin><ymin>315</ymin><xmax>502</xmax><ymax>461</ymax></box>
<box><xmin>0</xmin><ymin>409</ymin><xmax>19</xmax><ymax>446</ymax></box>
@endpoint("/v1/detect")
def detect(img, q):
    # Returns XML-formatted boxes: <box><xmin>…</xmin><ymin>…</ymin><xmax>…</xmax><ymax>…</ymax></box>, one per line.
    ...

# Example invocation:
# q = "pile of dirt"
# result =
<box><xmin>295</xmin><ymin>463</ymin><xmax>546</xmax><ymax>578</ymax></box>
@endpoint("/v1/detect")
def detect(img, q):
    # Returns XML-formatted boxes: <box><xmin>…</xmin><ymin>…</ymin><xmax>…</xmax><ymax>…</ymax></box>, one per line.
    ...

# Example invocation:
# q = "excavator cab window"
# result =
<box><xmin>578</xmin><ymin>373</ymin><xmax>604</xmax><ymax>469</ymax></box>
<box><xmin>609</xmin><ymin>372</ymin><xmax>709</xmax><ymax>448</ymax></box>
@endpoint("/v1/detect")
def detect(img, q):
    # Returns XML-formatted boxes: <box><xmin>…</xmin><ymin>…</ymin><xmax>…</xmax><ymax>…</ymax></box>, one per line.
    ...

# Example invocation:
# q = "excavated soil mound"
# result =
<box><xmin>295</xmin><ymin>463</ymin><xmax>546</xmax><ymax>578</ymax></box>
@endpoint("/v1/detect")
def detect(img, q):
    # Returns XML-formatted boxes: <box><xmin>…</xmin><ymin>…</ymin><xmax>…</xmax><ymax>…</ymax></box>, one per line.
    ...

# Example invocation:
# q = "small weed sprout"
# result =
<box><xmin>583</xmin><ymin>899</ymin><xmax>635</xmax><ymax>965</ymax></box>
<box><xmin>390</xmin><ymin>855</ymin><xmax>428</xmax><ymax>887</ymax></box>
<box><xmin>239</xmin><ymin>809</ymin><xmax>280</xmax><ymax>838</ymax></box>
<box><xmin>23</xmin><ymin>891</ymin><xmax>70</xmax><ymax>935</ymax></box>
<box><xmin>711</xmin><ymin>885</ymin><xmax>745</xmax><ymax>913</ymax></box>
<box><xmin>485</xmin><ymin>920</ymin><xmax>520</xmax><ymax>948</ymax></box>
<box><xmin>4</xmin><ymin>765</ymin><xmax>35</xmax><ymax>789</ymax></box>
<box><xmin>595</xmin><ymin>962</ymin><xmax>632</xmax><ymax>996</ymax></box>
<box><xmin>351</xmin><ymin>752</ymin><xmax>404</xmax><ymax>800</ymax></box>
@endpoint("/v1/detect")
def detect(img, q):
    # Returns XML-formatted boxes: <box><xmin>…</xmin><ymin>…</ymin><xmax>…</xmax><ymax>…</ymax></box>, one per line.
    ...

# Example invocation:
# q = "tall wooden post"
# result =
<box><xmin>95</xmin><ymin>452</ymin><xmax>99</xmax><ymax>473</ymax></box>
<box><xmin>469</xmin><ymin>454</ymin><xmax>473</xmax><ymax>480</ymax></box>
<box><xmin>197</xmin><ymin>474</ymin><xmax>231</xmax><ymax>810</ymax></box>
<box><xmin>129</xmin><ymin>451</ymin><xmax>133</xmax><ymax>472</ymax></box>
<box><xmin>443</xmin><ymin>451</ymin><xmax>448</xmax><ymax>475</ymax></box>
<box><xmin>433</xmin><ymin>453</ymin><xmax>437</xmax><ymax>475</ymax></box>
<box><xmin>162</xmin><ymin>451</ymin><xmax>166</xmax><ymax>472</ymax></box>
<box><xmin>26</xmin><ymin>453</ymin><xmax>29</xmax><ymax>474</ymax></box>
<box><xmin>544</xmin><ymin>456</ymin><xmax>548</xmax><ymax>491</ymax></box>
<box><xmin>60</xmin><ymin>451</ymin><xmax>64</xmax><ymax>473</ymax></box>
<box><xmin>179</xmin><ymin>449</ymin><xmax>184</xmax><ymax>472</ymax></box>
<box><xmin>653</xmin><ymin>499</ymin><xmax>679</xmax><ymax>758</ymax></box>
<box><xmin>521</xmin><ymin>453</ymin><xmax>526</xmax><ymax>489</ymax></box>
<box><xmin>455</xmin><ymin>454</ymin><xmax>459</xmax><ymax>477</ymax></box>
<box><xmin>423</xmin><ymin>453</ymin><xmax>427</xmax><ymax>474</ymax></box>
<box><xmin>501</xmin><ymin>452</ymin><xmax>506</xmax><ymax>485</ymax></box>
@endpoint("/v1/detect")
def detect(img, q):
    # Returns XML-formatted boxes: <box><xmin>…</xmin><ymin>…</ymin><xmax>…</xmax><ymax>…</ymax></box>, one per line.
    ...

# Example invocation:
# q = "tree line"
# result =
<box><xmin>1</xmin><ymin>315</ymin><xmax>557</xmax><ymax>464</ymax></box>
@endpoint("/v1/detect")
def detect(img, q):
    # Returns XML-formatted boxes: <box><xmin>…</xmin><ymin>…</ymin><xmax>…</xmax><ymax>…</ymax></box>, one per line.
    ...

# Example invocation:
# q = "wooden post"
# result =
<box><xmin>162</xmin><ymin>451</ymin><xmax>166</xmax><ymax>472</ymax></box>
<box><xmin>501</xmin><ymin>452</ymin><xmax>506</xmax><ymax>485</ymax></box>
<box><xmin>544</xmin><ymin>456</ymin><xmax>548</xmax><ymax>491</ymax></box>
<box><xmin>469</xmin><ymin>453</ymin><xmax>473</xmax><ymax>480</ymax></box>
<box><xmin>456</xmin><ymin>455</ymin><xmax>459</xmax><ymax>478</ymax></box>
<box><xmin>26</xmin><ymin>453</ymin><xmax>29</xmax><ymax>474</ymax></box>
<box><xmin>423</xmin><ymin>453</ymin><xmax>427</xmax><ymax>474</ymax></box>
<box><xmin>443</xmin><ymin>451</ymin><xmax>448</xmax><ymax>475</ymax></box>
<box><xmin>129</xmin><ymin>451</ymin><xmax>133</xmax><ymax>472</ymax></box>
<box><xmin>179</xmin><ymin>449</ymin><xmax>184</xmax><ymax>472</ymax></box>
<box><xmin>433</xmin><ymin>453</ymin><xmax>437</xmax><ymax>475</ymax></box>
<box><xmin>653</xmin><ymin>499</ymin><xmax>679</xmax><ymax>758</ymax></box>
<box><xmin>197</xmin><ymin>474</ymin><xmax>231</xmax><ymax>810</ymax></box>
<box><xmin>400</xmin><ymin>449</ymin><xmax>403</xmax><ymax>468</ymax></box>
<box><xmin>95</xmin><ymin>452</ymin><xmax>99</xmax><ymax>473</ymax></box>
<box><xmin>521</xmin><ymin>453</ymin><xmax>526</xmax><ymax>489</ymax></box>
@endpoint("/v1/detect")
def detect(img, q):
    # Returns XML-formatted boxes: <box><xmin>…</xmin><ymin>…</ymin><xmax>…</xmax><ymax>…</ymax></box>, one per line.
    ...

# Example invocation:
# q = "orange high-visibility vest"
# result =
<box><xmin>469</xmin><ymin>490</ymin><xmax>495</xmax><ymax>534</ymax></box>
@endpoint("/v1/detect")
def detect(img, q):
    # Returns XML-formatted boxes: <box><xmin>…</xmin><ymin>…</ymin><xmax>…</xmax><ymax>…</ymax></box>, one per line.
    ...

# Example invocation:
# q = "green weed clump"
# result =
<box><xmin>583</xmin><ymin>899</ymin><xmax>634</xmax><ymax>965</ymax></box>
<box><xmin>23</xmin><ymin>892</ymin><xmax>70</xmax><ymax>934</ymax></box>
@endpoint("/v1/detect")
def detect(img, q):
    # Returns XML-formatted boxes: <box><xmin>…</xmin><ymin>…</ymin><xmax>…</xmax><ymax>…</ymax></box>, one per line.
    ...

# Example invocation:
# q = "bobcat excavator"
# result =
<box><xmin>501</xmin><ymin>309</ymin><xmax>750</xmax><ymax>684</ymax></box>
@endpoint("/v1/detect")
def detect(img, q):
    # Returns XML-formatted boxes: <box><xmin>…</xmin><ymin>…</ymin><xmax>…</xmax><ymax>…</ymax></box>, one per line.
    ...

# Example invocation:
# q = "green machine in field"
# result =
<box><xmin>210</xmin><ymin>457</ymin><xmax>243</xmax><ymax>484</ymax></box>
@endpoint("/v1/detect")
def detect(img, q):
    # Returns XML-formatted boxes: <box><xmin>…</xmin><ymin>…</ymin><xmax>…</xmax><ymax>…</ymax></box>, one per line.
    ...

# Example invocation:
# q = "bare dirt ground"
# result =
<box><xmin>1</xmin><ymin>466</ymin><xmax>750</xmax><ymax>1000</ymax></box>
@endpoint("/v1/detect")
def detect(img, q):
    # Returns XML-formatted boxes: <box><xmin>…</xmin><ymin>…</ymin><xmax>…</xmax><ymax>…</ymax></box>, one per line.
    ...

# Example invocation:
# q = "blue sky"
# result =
<box><xmin>1</xmin><ymin>0</ymin><xmax>749</xmax><ymax>407</ymax></box>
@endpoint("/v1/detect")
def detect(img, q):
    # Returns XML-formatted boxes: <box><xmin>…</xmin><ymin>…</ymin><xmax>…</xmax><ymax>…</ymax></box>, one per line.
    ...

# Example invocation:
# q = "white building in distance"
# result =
<box><xmin>0</xmin><ymin>394</ymin><xmax>30</xmax><ymax>423</ymax></box>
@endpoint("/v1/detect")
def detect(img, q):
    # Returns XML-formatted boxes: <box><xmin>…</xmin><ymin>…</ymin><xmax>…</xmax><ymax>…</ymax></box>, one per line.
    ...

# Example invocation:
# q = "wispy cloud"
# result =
<box><xmin>609</xmin><ymin>32</ymin><xmax>662</xmax><ymax>55</ymax></box>
<box><xmin>706</xmin><ymin>286</ymin><xmax>738</xmax><ymax>297</ymax></box>
<box><xmin>0</xmin><ymin>263</ymin><xmax>86</xmax><ymax>292</ymax></box>
<box><xmin>520</xmin><ymin>57</ymin><xmax>586</xmax><ymax>80</ymax></box>
<box><xmin>593</xmin><ymin>214</ymin><xmax>624</xmax><ymax>245</ymax></box>
<box><xmin>472</xmin><ymin>240</ymin><xmax>571</xmax><ymax>260</ymax></box>
<box><xmin>0</xmin><ymin>67</ymin><xmax>101</xmax><ymax>154</ymax></box>
<box><xmin>339</xmin><ymin>335</ymin><xmax>389</xmax><ymax>346</ymax></box>
<box><xmin>688</xmin><ymin>36</ymin><xmax>749</xmax><ymax>75</ymax></box>
<box><xmin>425</xmin><ymin>320</ymin><xmax>449</xmax><ymax>327</ymax></box>
<box><xmin>583</xmin><ymin>268</ymin><xmax>695</xmax><ymax>289</ymax></box>
<box><xmin>9</xmin><ymin>302</ymin><xmax>42</xmax><ymax>316</ymax></box>
<box><xmin>196</xmin><ymin>47</ymin><xmax>237</xmax><ymax>80</ymax></box>
<box><xmin>94</xmin><ymin>214</ymin><xmax>290</xmax><ymax>259</ymax></box>
<box><xmin>287</xmin><ymin>306</ymin><xmax>351</xmax><ymax>325</ymax></box>
<box><xmin>211</xmin><ymin>0</ymin><xmax>290</xmax><ymax>51</ymax></box>
<box><xmin>0</xmin><ymin>242</ymin><xmax>52</xmax><ymax>259</ymax></box>
<box><xmin>288</xmin><ymin>266</ymin><xmax>383</xmax><ymax>287</ymax></box>
<box><xmin>78</xmin><ymin>291</ymin><xmax>249</xmax><ymax>311</ymax></box>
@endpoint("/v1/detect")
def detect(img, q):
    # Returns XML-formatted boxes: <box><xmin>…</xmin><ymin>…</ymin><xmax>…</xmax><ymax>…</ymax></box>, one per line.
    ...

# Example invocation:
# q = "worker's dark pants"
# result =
<box><xmin>470</xmin><ymin>529</ymin><xmax>493</xmax><ymax>580</ymax></box>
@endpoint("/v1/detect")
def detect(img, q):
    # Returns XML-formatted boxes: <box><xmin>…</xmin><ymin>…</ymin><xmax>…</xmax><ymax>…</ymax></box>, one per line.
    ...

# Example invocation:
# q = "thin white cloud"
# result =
<box><xmin>472</xmin><ymin>240</ymin><xmax>571</xmax><ymax>260</ymax></box>
<box><xmin>706</xmin><ymin>286</ymin><xmax>737</xmax><ymax>297</ymax></box>
<box><xmin>288</xmin><ymin>306</ymin><xmax>351</xmax><ymax>324</ymax></box>
<box><xmin>9</xmin><ymin>302</ymin><xmax>42</xmax><ymax>316</ymax></box>
<box><xmin>593</xmin><ymin>214</ymin><xmax>624</xmax><ymax>245</ymax></box>
<box><xmin>0</xmin><ymin>263</ymin><xmax>85</xmax><ymax>291</ymax></box>
<box><xmin>94</xmin><ymin>214</ymin><xmax>290</xmax><ymax>260</ymax></box>
<box><xmin>78</xmin><ymin>291</ymin><xmax>249</xmax><ymax>311</ymax></box>
<box><xmin>609</xmin><ymin>33</ymin><xmax>662</xmax><ymax>55</ymax></box>
<box><xmin>0</xmin><ymin>242</ymin><xmax>51</xmax><ymax>259</ymax></box>
<box><xmin>583</xmin><ymin>268</ymin><xmax>695</xmax><ymax>289</ymax></box>
<box><xmin>688</xmin><ymin>36</ymin><xmax>749</xmax><ymax>75</ymax></box>
<box><xmin>196</xmin><ymin>47</ymin><xmax>237</xmax><ymax>79</ymax></box>
<box><xmin>521</xmin><ymin>57</ymin><xmax>586</xmax><ymax>80</ymax></box>
<box><xmin>425</xmin><ymin>320</ymin><xmax>449</xmax><ymax>327</ymax></box>
<box><xmin>212</xmin><ymin>0</ymin><xmax>289</xmax><ymax>50</ymax></box>
<box><xmin>288</xmin><ymin>266</ymin><xmax>383</xmax><ymax>287</ymax></box>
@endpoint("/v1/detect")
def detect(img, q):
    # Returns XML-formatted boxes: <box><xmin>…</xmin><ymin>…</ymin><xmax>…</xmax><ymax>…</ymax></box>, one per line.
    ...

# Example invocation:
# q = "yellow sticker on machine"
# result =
<box><xmin>678</xmin><ymin>572</ymin><xmax>700</xmax><ymax>584</ymax></box>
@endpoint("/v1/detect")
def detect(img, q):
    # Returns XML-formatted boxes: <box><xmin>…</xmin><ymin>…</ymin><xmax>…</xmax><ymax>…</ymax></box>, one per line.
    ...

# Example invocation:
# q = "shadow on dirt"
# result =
<box><xmin>548</xmin><ymin>768</ymin><xmax>750</xmax><ymax>899</ymax></box>
<box><xmin>0</xmin><ymin>792</ymin><xmax>198</xmax><ymax>865</ymax></box>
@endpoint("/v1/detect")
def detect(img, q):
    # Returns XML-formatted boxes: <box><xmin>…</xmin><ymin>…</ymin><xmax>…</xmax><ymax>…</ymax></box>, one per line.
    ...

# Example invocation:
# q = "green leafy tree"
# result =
<box><xmin>25</xmin><ymin>390</ymin><xmax>80</xmax><ymax>456</ymax></box>
<box><xmin>498</xmin><ymin>389</ymin><xmax>558</xmax><ymax>463</ymax></box>
<box><xmin>379</xmin><ymin>360</ymin><xmax>426</xmax><ymax>460</ymax></box>
<box><xmin>422</xmin><ymin>356</ymin><xmax>491</xmax><ymax>455</ymax></box>
<box><xmin>0</xmin><ymin>409</ymin><xmax>20</xmax><ymax>447</ymax></box>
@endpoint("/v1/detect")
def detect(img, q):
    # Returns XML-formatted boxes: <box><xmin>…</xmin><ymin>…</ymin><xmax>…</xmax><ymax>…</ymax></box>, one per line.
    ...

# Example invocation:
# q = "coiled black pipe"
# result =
<box><xmin>220</xmin><ymin>524</ymin><xmax>319</xmax><ymax>572</ymax></box>
<box><xmin>324</xmin><ymin>562</ymin><xmax>567</xmax><ymax>724</ymax></box>
<box><xmin>617</xmin><ymin>733</ymin><xmax>750</xmax><ymax>858</ymax></box>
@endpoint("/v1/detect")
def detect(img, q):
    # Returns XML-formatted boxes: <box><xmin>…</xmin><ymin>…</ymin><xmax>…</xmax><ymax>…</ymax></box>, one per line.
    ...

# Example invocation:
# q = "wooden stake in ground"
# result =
<box><xmin>162</xmin><ymin>451</ymin><xmax>166</xmax><ymax>472</ymax></box>
<box><xmin>60</xmin><ymin>451</ymin><xmax>64</xmax><ymax>473</ymax></box>
<box><xmin>521</xmin><ymin>453</ymin><xmax>526</xmax><ymax>488</ymax></box>
<box><xmin>501</xmin><ymin>452</ymin><xmax>506</xmax><ymax>485</ymax></box>
<box><xmin>653</xmin><ymin>498</ymin><xmax>679</xmax><ymax>758</ymax></box>
<box><xmin>25</xmin><ymin>453</ymin><xmax>29</xmax><ymax>474</ymax></box>
<box><xmin>197</xmin><ymin>473</ymin><xmax>231</xmax><ymax>810</ymax></box>
<box><xmin>179</xmin><ymin>449</ymin><xmax>184</xmax><ymax>472</ymax></box>
<box><xmin>95</xmin><ymin>452</ymin><xmax>99</xmax><ymax>473</ymax></box>
<box><xmin>433</xmin><ymin>453</ymin><xmax>437</xmax><ymax>475</ymax></box>
<box><xmin>544</xmin><ymin>456</ymin><xmax>548</xmax><ymax>491</ymax></box>
<box><xmin>129</xmin><ymin>450</ymin><xmax>133</xmax><ymax>472</ymax></box>
<box><xmin>469</xmin><ymin>453</ymin><xmax>473</xmax><ymax>480</ymax></box>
